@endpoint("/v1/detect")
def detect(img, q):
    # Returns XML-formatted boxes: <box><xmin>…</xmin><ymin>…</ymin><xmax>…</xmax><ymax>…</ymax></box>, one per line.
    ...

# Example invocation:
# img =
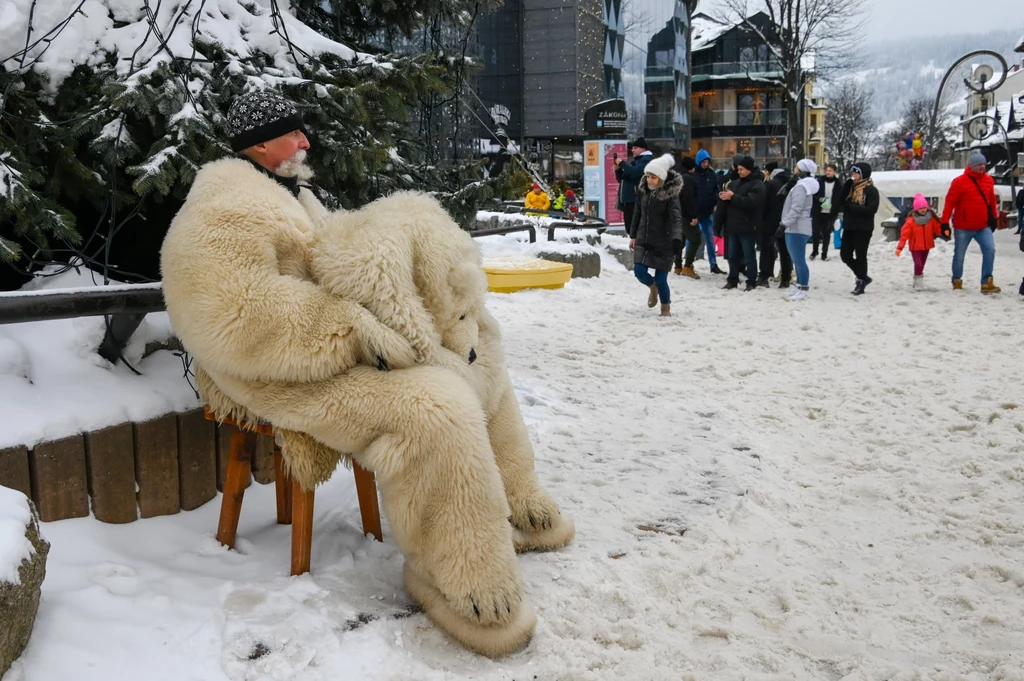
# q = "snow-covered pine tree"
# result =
<box><xmin>0</xmin><ymin>0</ymin><xmax>527</xmax><ymax>287</ymax></box>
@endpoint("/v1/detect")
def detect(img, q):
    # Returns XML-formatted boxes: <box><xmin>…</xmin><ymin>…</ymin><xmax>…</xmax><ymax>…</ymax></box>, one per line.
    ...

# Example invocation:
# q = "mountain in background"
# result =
<box><xmin>834</xmin><ymin>27</ymin><xmax>1024</xmax><ymax>125</ymax></box>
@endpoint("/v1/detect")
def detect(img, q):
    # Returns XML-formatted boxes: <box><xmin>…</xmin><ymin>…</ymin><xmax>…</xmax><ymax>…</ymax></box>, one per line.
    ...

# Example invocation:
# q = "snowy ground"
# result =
<box><xmin>7</xmin><ymin>229</ymin><xmax>1024</xmax><ymax>681</ymax></box>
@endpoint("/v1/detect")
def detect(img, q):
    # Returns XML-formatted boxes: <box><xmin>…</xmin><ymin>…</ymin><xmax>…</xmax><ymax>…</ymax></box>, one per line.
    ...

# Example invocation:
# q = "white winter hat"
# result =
<box><xmin>796</xmin><ymin>158</ymin><xmax>818</xmax><ymax>175</ymax></box>
<box><xmin>645</xmin><ymin>153</ymin><xmax>676</xmax><ymax>181</ymax></box>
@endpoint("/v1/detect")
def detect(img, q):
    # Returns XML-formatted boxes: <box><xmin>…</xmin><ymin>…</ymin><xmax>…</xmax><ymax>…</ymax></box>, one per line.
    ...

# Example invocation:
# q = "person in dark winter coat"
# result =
<box><xmin>760</xmin><ymin>167</ymin><xmax>793</xmax><ymax>287</ymax></box>
<box><xmin>716</xmin><ymin>156</ymin><xmax>766</xmax><ymax>291</ymax></box>
<box><xmin>630</xmin><ymin>154</ymin><xmax>683</xmax><ymax>316</ymax></box>
<box><xmin>673</xmin><ymin>155</ymin><xmax>703</xmax><ymax>279</ymax></box>
<box><xmin>811</xmin><ymin>162</ymin><xmax>843</xmax><ymax>260</ymax></box>
<box><xmin>839</xmin><ymin>162</ymin><xmax>880</xmax><ymax>295</ymax></box>
<box><xmin>1015</xmin><ymin>187</ymin><xmax>1023</xmax><ymax>234</ymax></box>
<box><xmin>692</xmin><ymin>149</ymin><xmax>725</xmax><ymax>274</ymax></box>
<box><xmin>615</xmin><ymin>137</ymin><xmax>654</xmax><ymax>232</ymax></box>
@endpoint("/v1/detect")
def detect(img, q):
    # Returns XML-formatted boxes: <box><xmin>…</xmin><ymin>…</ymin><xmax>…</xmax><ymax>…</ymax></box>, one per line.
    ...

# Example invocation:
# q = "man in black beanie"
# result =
<box><xmin>673</xmin><ymin>155</ymin><xmax>703</xmax><ymax>278</ymax></box>
<box><xmin>716</xmin><ymin>156</ymin><xmax>766</xmax><ymax>291</ymax></box>
<box><xmin>226</xmin><ymin>90</ymin><xmax>311</xmax><ymax>195</ymax></box>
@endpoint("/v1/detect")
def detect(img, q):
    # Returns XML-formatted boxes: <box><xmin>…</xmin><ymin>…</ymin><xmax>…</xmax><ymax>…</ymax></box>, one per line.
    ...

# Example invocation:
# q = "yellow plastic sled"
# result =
<box><xmin>482</xmin><ymin>257</ymin><xmax>573</xmax><ymax>293</ymax></box>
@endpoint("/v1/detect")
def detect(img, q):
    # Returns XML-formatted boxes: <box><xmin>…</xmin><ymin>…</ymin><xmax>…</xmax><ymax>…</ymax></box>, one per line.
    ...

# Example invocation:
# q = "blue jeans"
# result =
<box><xmin>726</xmin><ymin>233</ymin><xmax>758</xmax><ymax>284</ymax></box>
<box><xmin>634</xmin><ymin>263</ymin><xmax>670</xmax><ymax>304</ymax></box>
<box><xmin>698</xmin><ymin>216</ymin><xmax>717</xmax><ymax>267</ymax></box>
<box><xmin>951</xmin><ymin>228</ymin><xmax>995</xmax><ymax>283</ymax></box>
<box><xmin>785</xmin><ymin>232</ymin><xmax>811</xmax><ymax>287</ymax></box>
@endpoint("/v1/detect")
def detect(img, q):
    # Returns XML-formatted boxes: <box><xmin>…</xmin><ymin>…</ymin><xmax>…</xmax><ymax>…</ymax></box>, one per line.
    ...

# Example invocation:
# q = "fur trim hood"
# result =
<box><xmin>637</xmin><ymin>169</ymin><xmax>683</xmax><ymax>201</ymax></box>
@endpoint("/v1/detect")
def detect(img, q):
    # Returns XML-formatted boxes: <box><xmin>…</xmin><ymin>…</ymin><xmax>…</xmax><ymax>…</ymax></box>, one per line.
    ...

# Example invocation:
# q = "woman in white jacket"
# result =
<box><xmin>778</xmin><ymin>159</ymin><xmax>821</xmax><ymax>300</ymax></box>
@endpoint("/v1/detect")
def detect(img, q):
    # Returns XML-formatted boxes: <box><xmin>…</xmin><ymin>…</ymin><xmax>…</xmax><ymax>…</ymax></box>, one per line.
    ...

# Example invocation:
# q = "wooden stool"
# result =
<box><xmin>204</xmin><ymin>407</ymin><xmax>382</xmax><ymax>576</ymax></box>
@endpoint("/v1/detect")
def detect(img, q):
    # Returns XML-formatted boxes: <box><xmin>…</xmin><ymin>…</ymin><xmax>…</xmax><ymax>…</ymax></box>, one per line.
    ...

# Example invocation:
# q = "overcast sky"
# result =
<box><xmin>862</xmin><ymin>0</ymin><xmax>1022</xmax><ymax>39</ymax></box>
<box><xmin>691</xmin><ymin>1</ymin><xmax>1022</xmax><ymax>40</ymax></box>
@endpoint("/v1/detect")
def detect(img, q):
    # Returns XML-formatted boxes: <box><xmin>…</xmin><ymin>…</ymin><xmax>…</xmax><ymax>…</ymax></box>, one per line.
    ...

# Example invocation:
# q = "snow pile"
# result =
<box><xmin>0</xmin><ymin>267</ymin><xmax>198</xmax><ymax>449</ymax></box>
<box><xmin>0</xmin><ymin>0</ymin><xmax>366</xmax><ymax>93</ymax></box>
<box><xmin>0</xmin><ymin>486</ymin><xmax>34</xmax><ymax>584</ymax></box>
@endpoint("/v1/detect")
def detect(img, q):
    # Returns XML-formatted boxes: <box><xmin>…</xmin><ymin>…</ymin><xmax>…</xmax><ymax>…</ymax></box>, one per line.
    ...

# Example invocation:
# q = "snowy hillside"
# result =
<box><xmin>839</xmin><ymin>27</ymin><xmax>1023</xmax><ymax>124</ymax></box>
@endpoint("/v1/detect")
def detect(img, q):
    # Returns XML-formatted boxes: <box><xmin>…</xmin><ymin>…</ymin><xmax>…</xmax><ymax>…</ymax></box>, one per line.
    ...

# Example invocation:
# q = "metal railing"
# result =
<box><xmin>692</xmin><ymin>108</ymin><xmax>786</xmax><ymax>127</ymax></box>
<box><xmin>644</xmin><ymin>65</ymin><xmax>674</xmax><ymax>81</ymax></box>
<box><xmin>692</xmin><ymin>61</ymin><xmax>783</xmax><ymax>78</ymax></box>
<box><xmin>0</xmin><ymin>283</ymin><xmax>166</xmax><ymax>364</ymax></box>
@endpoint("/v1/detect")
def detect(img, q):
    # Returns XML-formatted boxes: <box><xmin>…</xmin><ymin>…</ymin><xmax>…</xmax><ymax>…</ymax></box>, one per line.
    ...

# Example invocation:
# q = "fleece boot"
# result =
<box><xmin>981</xmin><ymin>276</ymin><xmax>1001</xmax><ymax>294</ymax></box>
<box><xmin>647</xmin><ymin>284</ymin><xmax>658</xmax><ymax>308</ymax></box>
<box><xmin>660</xmin><ymin>304</ymin><xmax>671</xmax><ymax>317</ymax></box>
<box><xmin>681</xmin><ymin>266</ymin><xmax>700</xmax><ymax>279</ymax></box>
<box><xmin>913</xmin><ymin>275</ymin><xmax>923</xmax><ymax>290</ymax></box>
<box><xmin>952</xmin><ymin>278</ymin><xmax>963</xmax><ymax>290</ymax></box>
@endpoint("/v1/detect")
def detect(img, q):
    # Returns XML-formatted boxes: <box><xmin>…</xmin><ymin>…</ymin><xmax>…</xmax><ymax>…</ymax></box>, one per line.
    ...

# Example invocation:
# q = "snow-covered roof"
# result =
<box><xmin>1015</xmin><ymin>34</ymin><xmax>1024</xmax><ymax>53</ymax></box>
<box><xmin>691</xmin><ymin>13</ymin><xmax>731</xmax><ymax>53</ymax></box>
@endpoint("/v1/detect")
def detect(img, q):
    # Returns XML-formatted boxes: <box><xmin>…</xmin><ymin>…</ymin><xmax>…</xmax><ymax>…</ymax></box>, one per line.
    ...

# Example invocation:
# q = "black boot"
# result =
<box><xmin>810</xmin><ymin>251</ymin><xmax>818</xmax><ymax>260</ymax></box>
<box><xmin>710</xmin><ymin>265</ymin><xmax>727</xmax><ymax>275</ymax></box>
<box><xmin>820</xmin><ymin>252</ymin><xmax>829</xmax><ymax>261</ymax></box>
<box><xmin>756</xmin><ymin>276</ymin><xmax>770</xmax><ymax>288</ymax></box>
<box><xmin>852</xmin><ymin>278</ymin><xmax>866</xmax><ymax>295</ymax></box>
<box><xmin>862</xmin><ymin>275</ymin><xmax>873</xmax><ymax>290</ymax></box>
<box><xmin>743</xmin><ymin>281</ymin><xmax>757</xmax><ymax>292</ymax></box>
<box><xmin>778</xmin><ymin>279</ymin><xmax>791</xmax><ymax>289</ymax></box>
<box><xmin>722</xmin><ymin>281</ymin><xmax>738</xmax><ymax>290</ymax></box>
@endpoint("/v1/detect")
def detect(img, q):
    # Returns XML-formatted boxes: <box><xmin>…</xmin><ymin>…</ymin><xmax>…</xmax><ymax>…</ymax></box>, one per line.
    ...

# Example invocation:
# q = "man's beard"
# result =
<box><xmin>276</xmin><ymin>150</ymin><xmax>314</xmax><ymax>182</ymax></box>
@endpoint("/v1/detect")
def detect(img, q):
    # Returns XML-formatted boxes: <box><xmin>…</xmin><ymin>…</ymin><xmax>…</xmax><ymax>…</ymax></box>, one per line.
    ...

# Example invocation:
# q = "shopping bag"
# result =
<box><xmin>714</xmin><ymin>236</ymin><xmax>725</xmax><ymax>256</ymax></box>
<box><xmin>833</xmin><ymin>220</ymin><xmax>843</xmax><ymax>249</ymax></box>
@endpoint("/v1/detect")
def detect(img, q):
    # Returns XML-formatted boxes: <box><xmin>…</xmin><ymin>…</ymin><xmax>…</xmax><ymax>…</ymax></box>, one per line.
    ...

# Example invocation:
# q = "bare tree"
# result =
<box><xmin>824</xmin><ymin>79</ymin><xmax>875</xmax><ymax>172</ymax></box>
<box><xmin>711</xmin><ymin>0</ymin><xmax>869</xmax><ymax>160</ymax></box>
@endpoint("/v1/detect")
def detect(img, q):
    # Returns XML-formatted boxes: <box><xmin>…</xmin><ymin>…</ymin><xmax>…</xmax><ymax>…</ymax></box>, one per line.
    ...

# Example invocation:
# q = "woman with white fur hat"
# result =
<box><xmin>629</xmin><ymin>153</ymin><xmax>683</xmax><ymax>316</ymax></box>
<box><xmin>777</xmin><ymin>158</ymin><xmax>821</xmax><ymax>300</ymax></box>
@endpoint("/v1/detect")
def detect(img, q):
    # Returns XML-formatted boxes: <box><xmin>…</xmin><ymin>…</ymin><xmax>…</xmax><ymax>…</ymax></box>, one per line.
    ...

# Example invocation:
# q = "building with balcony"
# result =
<box><xmin>475</xmin><ymin>0</ymin><xmax>611</xmax><ymax>184</ymax></box>
<box><xmin>687</xmin><ymin>11</ymin><xmax>788</xmax><ymax>169</ymax></box>
<box><xmin>685</xmin><ymin>11</ymin><xmax>825</xmax><ymax>170</ymax></box>
<box><xmin>642</xmin><ymin>0</ymin><xmax>696</xmax><ymax>151</ymax></box>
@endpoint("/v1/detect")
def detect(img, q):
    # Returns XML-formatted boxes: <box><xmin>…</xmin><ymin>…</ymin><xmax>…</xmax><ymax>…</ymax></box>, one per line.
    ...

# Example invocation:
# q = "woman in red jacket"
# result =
<box><xmin>941</xmin><ymin>151</ymin><xmax>1000</xmax><ymax>293</ymax></box>
<box><xmin>896</xmin><ymin>194</ymin><xmax>943</xmax><ymax>289</ymax></box>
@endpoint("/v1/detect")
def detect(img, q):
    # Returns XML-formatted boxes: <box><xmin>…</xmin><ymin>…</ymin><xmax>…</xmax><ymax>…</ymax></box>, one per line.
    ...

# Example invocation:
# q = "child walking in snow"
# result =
<box><xmin>896</xmin><ymin>193</ymin><xmax>943</xmax><ymax>290</ymax></box>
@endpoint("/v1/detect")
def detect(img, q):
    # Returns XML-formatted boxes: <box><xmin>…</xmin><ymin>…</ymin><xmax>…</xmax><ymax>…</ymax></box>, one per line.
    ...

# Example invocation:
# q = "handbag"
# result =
<box><xmin>714</xmin><ymin>235</ymin><xmax>725</xmax><ymax>256</ymax></box>
<box><xmin>833</xmin><ymin>218</ymin><xmax>843</xmax><ymax>249</ymax></box>
<box><xmin>966</xmin><ymin>174</ymin><xmax>999</xmax><ymax>230</ymax></box>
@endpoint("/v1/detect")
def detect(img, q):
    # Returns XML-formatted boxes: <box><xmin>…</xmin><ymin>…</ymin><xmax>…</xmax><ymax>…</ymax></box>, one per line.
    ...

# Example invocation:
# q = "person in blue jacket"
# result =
<box><xmin>614</xmin><ymin>137</ymin><xmax>654</xmax><ymax>232</ymax></box>
<box><xmin>692</xmin><ymin>149</ymin><xmax>726</xmax><ymax>274</ymax></box>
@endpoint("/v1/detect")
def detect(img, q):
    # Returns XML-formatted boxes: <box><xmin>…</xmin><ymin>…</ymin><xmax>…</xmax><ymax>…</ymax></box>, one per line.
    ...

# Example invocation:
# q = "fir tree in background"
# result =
<box><xmin>0</xmin><ymin>0</ymin><xmax>528</xmax><ymax>289</ymax></box>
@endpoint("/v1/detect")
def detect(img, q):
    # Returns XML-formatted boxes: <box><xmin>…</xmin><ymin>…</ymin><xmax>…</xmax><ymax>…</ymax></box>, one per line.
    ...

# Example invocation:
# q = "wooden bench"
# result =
<box><xmin>204</xmin><ymin>407</ymin><xmax>382</xmax><ymax>575</ymax></box>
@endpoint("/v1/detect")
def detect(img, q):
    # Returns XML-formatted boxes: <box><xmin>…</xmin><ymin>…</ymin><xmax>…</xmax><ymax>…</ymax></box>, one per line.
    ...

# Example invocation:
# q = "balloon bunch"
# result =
<box><xmin>893</xmin><ymin>131</ymin><xmax>926</xmax><ymax>170</ymax></box>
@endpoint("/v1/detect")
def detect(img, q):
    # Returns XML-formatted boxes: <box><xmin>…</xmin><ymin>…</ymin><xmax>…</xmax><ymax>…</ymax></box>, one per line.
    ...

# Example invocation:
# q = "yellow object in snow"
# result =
<box><xmin>482</xmin><ymin>257</ymin><xmax>573</xmax><ymax>293</ymax></box>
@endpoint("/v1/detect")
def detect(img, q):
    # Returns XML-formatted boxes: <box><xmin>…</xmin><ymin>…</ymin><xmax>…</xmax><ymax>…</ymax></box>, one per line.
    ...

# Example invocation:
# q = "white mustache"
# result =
<box><xmin>277</xmin><ymin>150</ymin><xmax>314</xmax><ymax>182</ymax></box>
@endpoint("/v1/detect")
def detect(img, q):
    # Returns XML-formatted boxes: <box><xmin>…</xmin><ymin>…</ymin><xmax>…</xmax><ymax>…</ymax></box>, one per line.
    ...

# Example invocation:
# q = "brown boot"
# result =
<box><xmin>952</xmin><ymin>279</ymin><xmax>963</xmax><ymax>290</ymax></box>
<box><xmin>647</xmin><ymin>284</ymin><xmax>658</xmax><ymax>308</ymax></box>
<box><xmin>681</xmin><ymin>266</ymin><xmax>700</xmax><ymax>279</ymax></box>
<box><xmin>674</xmin><ymin>267</ymin><xmax>683</xmax><ymax>275</ymax></box>
<box><xmin>660</xmin><ymin>304</ymin><xmax>671</xmax><ymax>317</ymax></box>
<box><xmin>981</xmin><ymin>276</ymin><xmax>1001</xmax><ymax>294</ymax></box>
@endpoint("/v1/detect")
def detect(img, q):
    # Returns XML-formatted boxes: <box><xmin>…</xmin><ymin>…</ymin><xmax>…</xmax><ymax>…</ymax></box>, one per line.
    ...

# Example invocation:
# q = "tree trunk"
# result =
<box><xmin>786</xmin><ymin>72</ymin><xmax>804</xmax><ymax>162</ymax></box>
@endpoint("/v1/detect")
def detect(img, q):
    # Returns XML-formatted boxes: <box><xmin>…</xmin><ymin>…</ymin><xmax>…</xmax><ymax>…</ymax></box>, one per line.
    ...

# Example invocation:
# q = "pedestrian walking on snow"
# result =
<box><xmin>693</xmin><ymin>149</ymin><xmax>726</xmax><ymax>274</ymax></box>
<box><xmin>630</xmin><ymin>154</ymin><xmax>683</xmax><ymax>317</ymax></box>
<box><xmin>941</xmin><ymin>151</ymin><xmax>1001</xmax><ymax>293</ymax></box>
<box><xmin>896</xmin><ymin>193</ymin><xmax>944</xmax><ymax>290</ymax></box>
<box><xmin>778</xmin><ymin>159</ymin><xmax>820</xmax><ymax>300</ymax></box>
<box><xmin>811</xmin><ymin>162</ymin><xmax>842</xmax><ymax>261</ymax></box>
<box><xmin>839</xmin><ymin>162</ymin><xmax>880</xmax><ymax>295</ymax></box>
